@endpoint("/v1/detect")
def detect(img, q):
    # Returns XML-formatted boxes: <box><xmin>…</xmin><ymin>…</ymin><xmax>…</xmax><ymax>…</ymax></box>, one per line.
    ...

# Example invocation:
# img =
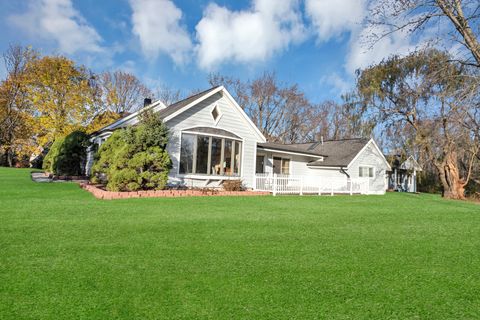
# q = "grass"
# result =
<box><xmin>0</xmin><ymin>167</ymin><xmax>479</xmax><ymax>319</ymax></box>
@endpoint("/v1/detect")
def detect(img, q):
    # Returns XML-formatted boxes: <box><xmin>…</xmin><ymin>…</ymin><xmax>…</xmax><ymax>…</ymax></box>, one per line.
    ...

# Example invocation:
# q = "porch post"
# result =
<box><xmin>300</xmin><ymin>176</ymin><xmax>304</xmax><ymax>196</ymax></box>
<box><xmin>413</xmin><ymin>169</ymin><xmax>417</xmax><ymax>193</ymax></box>
<box><xmin>349</xmin><ymin>178</ymin><xmax>353</xmax><ymax>195</ymax></box>
<box><xmin>273</xmin><ymin>173</ymin><xmax>277</xmax><ymax>196</ymax></box>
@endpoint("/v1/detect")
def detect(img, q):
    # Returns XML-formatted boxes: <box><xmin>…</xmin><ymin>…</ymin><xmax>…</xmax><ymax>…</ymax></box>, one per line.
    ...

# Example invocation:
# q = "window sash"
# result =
<box><xmin>180</xmin><ymin>133</ymin><xmax>241</xmax><ymax>176</ymax></box>
<box><xmin>359</xmin><ymin>166</ymin><xmax>374</xmax><ymax>178</ymax></box>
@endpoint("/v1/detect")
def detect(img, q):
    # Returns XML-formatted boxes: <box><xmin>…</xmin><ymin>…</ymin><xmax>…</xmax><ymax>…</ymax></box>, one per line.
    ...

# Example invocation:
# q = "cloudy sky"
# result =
<box><xmin>0</xmin><ymin>0</ymin><xmax>417</xmax><ymax>103</ymax></box>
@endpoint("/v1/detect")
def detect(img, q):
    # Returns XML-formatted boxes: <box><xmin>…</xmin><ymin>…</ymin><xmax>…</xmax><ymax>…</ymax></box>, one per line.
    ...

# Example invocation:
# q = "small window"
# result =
<box><xmin>256</xmin><ymin>155</ymin><xmax>265</xmax><ymax>174</ymax></box>
<box><xmin>359</xmin><ymin>166</ymin><xmax>374</xmax><ymax>178</ymax></box>
<box><xmin>273</xmin><ymin>157</ymin><xmax>290</xmax><ymax>175</ymax></box>
<box><xmin>211</xmin><ymin>105</ymin><xmax>220</xmax><ymax>122</ymax></box>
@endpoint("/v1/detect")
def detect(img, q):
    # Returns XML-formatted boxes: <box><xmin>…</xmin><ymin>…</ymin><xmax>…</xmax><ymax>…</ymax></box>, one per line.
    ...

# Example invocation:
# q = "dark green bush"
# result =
<box><xmin>42</xmin><ymin>131</ymin><xmax>89</xmax><ymax>176</ymax></box>
<box><xmin>91</xmin><ymin>110</ymin><xmax>172</xmax><ymax>191</ymax></box>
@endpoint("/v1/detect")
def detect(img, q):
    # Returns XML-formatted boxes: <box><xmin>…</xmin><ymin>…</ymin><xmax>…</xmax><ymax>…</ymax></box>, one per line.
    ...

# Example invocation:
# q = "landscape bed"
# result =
<box><xmin>1</xmin><ymin>167</ymin><xmax>479</xmax><ymax>319</ymax></box>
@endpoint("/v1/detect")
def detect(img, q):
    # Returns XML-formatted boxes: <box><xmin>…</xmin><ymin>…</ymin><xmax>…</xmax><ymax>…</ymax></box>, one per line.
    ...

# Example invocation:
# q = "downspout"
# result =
<box><xmin>340</xmin><ymin>167</ymin><xmax>350</xmax><ymax>178</ymax></box>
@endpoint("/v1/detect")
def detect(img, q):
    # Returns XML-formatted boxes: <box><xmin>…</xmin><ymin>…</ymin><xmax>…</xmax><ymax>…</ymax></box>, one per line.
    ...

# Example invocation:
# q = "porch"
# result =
<box><xmin>253</xmin><ymin>174</ymin><xmax>371</xmax><ymax>196</ymax></box>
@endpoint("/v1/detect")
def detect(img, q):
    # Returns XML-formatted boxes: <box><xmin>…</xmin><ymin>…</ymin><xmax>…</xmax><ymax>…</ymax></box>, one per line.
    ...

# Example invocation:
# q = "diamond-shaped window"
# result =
<box><xmin>211</xmin><ymin>105</ymin><xmax>220</xmax><ymax>122</ymax></box>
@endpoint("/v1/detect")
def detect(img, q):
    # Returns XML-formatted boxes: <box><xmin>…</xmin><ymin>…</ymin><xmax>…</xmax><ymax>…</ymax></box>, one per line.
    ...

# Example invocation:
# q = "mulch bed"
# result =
<box><xmin>80</xmin><ymin>183</ymin><xmax>270</xmax><ymax>200</ymax></box>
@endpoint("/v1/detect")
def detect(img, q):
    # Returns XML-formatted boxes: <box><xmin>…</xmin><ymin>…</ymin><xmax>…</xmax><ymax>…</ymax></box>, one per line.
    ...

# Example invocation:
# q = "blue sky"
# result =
<box><xmin>0</xmin><ymin>0</ymin><xmax>416</xmax><ymax>104</ymax></box>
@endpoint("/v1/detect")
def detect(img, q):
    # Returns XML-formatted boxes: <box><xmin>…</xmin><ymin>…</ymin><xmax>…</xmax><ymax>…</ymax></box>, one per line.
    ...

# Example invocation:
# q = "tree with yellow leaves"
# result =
<box><xmin>25</xmin><ymin>55</ymin><xmax>98</xmax><ymax>147</ymax></box>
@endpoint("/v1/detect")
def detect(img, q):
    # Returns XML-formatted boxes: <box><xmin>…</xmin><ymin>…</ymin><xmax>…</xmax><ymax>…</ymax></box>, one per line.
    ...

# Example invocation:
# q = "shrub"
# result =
<box><xmin>223</xmin><ymin>179</ymin><xmax>244</xmax><ymax>191</ymax></box>
<box><xmin>91</xmin><ymin>111</ymin><xmax>172</xmax><ymax>191</ymax></box>
<box><xmin>43</xmin><ymin>131</ymin><xmax>89</xmax><ymax>176</ymax></box>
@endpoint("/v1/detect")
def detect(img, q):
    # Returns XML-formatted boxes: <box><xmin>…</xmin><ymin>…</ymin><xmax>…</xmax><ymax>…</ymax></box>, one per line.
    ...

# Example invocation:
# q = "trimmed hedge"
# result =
<box><xmin>43</xmin><ymin>131</ymin><xmax>89</xmax><ymax>176</ymax></box>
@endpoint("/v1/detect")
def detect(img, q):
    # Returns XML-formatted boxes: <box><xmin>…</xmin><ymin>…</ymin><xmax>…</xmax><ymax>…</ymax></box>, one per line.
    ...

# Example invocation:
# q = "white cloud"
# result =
<box><xmin>320</xmin><ymin>72</ymin><xmax>352</xmax><ymax>94</ymax></box>
<box><xmin>195</xmin><ymin>0</ymin><xmax>306</xmax><ymax>69</ymax></box>
<box><xmin>130</xmin><ymin>0</ymin><xmax>192</xmax><ymax>64</ymax></box>
<box><xmin>345</xmin><ymin>24</ymin><xmax>420</xmax><ymax>73</ymax></box>
<box><xmin>7</xmin><ymin>0</ymin><xmax>103</xmax><ymax>54</ymax></box>
<box><xmin>305</xmin><ymin>0</ymin><xmax>366</xmax><ymax>42</ymax></box>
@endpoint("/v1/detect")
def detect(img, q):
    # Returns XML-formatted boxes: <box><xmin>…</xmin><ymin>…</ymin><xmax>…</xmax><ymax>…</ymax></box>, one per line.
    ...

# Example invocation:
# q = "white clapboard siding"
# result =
<box><xmin>166</xmin><ymin>92</ymin><xmax>262</xmax><ymax>188</ymax></box>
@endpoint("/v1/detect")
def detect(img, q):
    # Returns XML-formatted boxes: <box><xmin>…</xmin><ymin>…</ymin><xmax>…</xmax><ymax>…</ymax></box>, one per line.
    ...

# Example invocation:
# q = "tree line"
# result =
<box><xmin>1</xmin><ymin>0</ymin><xmax>479</xmax><ymax>199</ymax></box>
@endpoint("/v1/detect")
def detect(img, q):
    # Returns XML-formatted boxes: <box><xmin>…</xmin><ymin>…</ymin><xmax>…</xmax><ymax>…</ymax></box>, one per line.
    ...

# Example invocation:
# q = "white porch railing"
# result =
<box><xmin>254</xmin><ymin>174</ymin><xmax>370</xmax><ymax>196</ymax></box>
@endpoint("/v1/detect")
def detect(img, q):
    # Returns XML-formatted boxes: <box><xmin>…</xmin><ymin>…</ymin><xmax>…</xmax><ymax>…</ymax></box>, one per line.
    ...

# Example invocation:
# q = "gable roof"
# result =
<box><xmin>93</xmin><ymin>86</ymin><xmax>266</xmax><ymax>142</ymax></box>
<box><xmin>400</xmin><ymin>156</ymin><xmax>422</xmax><ymax>171</ymax></box>
<box><xmin>304</xmin><ymin>138</ymin><xmax>371</xmax><ymax>167</ymax></box>
<box><xmin>257</xmin><ymin>142</ymin><xmax>326</xmax><ymax>158</ymax></box>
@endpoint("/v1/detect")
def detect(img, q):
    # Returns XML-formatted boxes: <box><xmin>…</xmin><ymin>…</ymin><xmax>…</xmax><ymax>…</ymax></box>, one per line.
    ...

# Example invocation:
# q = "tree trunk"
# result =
<box><xmin>6</xmin><ymin>147</ymin><xmax>14</xmax><ymax>167</ymax></box>
<box><xmin>437</xmin><ymin>151</ymin><xmax>465</xmax><ymax>199</ymax></box>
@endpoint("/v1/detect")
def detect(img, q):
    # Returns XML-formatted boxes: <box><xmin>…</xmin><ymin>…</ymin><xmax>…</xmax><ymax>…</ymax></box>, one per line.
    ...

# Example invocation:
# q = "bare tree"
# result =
<box><xmin>154</xmin><ymin>85</ymin><xmax>184</xmax><ymax>106</ymax></box>
<box><xmin>209</xmin><ymin>72</ymin><xmax>320</xmax><ymax>143</ymax></box>
<box><xmin>369</xmin><ymin>0</ymin><xmax>480</xmax><ymax>67</ymax></box>
<box><xmin>357</xmin><ymin>49</ymin><xmax>479</xmax><ymax>199</ymax></box>
<box><xmin>99</xmin><ymin>70</ymin><xmax>152</xmax><ymax>114</ymax></box>
<box><xmin>0</xmin><ymin>45</ymin><xmax>37</xmax><ymax>166</ymax></box>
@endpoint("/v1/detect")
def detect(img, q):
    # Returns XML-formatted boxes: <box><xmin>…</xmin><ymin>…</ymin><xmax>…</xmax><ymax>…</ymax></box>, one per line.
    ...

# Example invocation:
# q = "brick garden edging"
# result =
<box><xmin>79</xmin><ymin>183</ymin><xmax>270</xmax><ymax>200</ymax></box>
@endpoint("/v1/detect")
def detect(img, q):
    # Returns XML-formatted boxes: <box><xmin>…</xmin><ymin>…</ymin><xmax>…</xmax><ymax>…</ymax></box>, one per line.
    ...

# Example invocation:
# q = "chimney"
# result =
<box><xmin>144</xmin><ymin>98</ymin><xmax>152</xmax><ymax>107</ymax></box>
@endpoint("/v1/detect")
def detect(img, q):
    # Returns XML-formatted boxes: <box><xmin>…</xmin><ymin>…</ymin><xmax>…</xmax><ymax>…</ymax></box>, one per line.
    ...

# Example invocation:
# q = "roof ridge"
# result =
<box><xmin>279</xmin><ymin>137</ymin><xmax>368</xmax><ymax>146</ymax></box>
<box><xmin>168</xmin><ymin>86</ymin><xmax>221</xmax><ymax>107</ymax></box>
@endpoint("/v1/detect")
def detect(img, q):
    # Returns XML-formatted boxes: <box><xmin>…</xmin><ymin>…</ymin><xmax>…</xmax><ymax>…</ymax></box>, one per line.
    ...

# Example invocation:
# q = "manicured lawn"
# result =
<box><xmin>0</xmin><ymin>167</ymin><xmax>479</xmax><ymax>319</ymax></box>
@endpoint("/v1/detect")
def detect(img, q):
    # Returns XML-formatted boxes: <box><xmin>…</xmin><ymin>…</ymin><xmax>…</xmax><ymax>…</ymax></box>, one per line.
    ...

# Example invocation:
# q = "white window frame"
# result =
<box><xmin>273</xmin><ymin>156</ymin><xmax>291</xmax><ymax>175</ymax></box>
<box><xmin>359</xmin><ymin>165</ymin><xmax>375</xmax><ymax>178</ymax></box>
<box><xmin>177</xmin><ymin>131</ymin><xmax>241</xmax><ymax>177</ymax></box>
<box><xmin>256</xmin><ymin>153</ymin><xmax>266</xmax><ymax>174</ymax></box>
<box><xmin>210</xmin><ymin>104</ymin><xmax>222</xmax><ymax>125</ymax></box>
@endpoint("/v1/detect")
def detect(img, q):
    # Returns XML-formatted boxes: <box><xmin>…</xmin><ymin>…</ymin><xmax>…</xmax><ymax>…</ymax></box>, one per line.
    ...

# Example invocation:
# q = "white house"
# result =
<box><xmin>87</xmin><ymin>86</ymin><xmax>391</xmax><ymax>195</ymax></box>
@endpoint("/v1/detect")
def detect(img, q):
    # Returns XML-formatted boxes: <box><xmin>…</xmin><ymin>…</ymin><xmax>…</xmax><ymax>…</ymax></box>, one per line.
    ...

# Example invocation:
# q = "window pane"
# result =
<box><xmin>273</xmin><ymin>157</ymin><xmax>282</xmax><ymax>174</ymax></box>
<box><xmin>369</xmin><ymin>167</ymin><xmax>374</xmax><ymax>177</ymax></box>
<box><xmin>196</xmin><ymin>136</ymin><xmax>209</xmax><ymax>174</ymax></box>
<box><xmin>234</xmin><ymin>141</ymin><xmax>242</xmax><ymax>175</ymax></box>
<box><xmin>210</xmin><ymin>137</ymin><xmax>222</xmax><ymax>175</ymax></box>
<box><xmin>179</xmin><ymin>133</ymin><xmax>195</xmax><ymax>174</ymax></box>
<box><xmin>256</xmin><ymin>155</ymin><xmax>265</xmax><ymax>174</ymax></box>
<box><xmin>281</xmin><ymin>158</ymin><xmax>290</xmax><ymax>174</ymax></box>
<box><xmin>224</xmin><ymin>139</ymin><xmax>233</xmax><ymax>175</ymax></box>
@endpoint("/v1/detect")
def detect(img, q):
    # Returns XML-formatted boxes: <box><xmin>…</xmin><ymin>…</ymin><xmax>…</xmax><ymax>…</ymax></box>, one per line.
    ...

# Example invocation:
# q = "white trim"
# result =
<box><xmin>181</xmin><ymin>126</ymin><xmax>242</xmax><ymax>141</ymax></box>
<box><xmin>308</xmin><ymin>166</ymin><xmax>343</xmax><ymax>170</ymax></box>
<box><xmin>178</xmin><ymin>174</ymin><xmax>241</xmax><ymax>180</ymax></box>
<box><xmin>221</xmin><ymin>87</ymin><xmax>266</xmax><ymax>142</ymax></box>
<box><xmin>358</xmin><ymin>165</ymin><xmax>375</xmax><ymax>178</ymax></box>
<box><xmin>211</xmin><ymin>103</ymin><xmax>223</xmax><ymax>125</ymax></box>
<box><xmin>258</xmin><ymin>147</ymin><xmax>324</xmax><ymax>159</ymax></box>
<box><xmin>98</xmin><ymin>100</ymin><xmax>167</xmax><ymax>133</ymax></box>
<box><xmin>164</xmin><ymin>86</ymin><xmax>266</xmax><ymax>142</ymax></box>
<box><xmin>272</xmin><ymin>155</ymin><xmax>292</xmax><ymax>175</ymax></box>
<box><xmin>346</xmin><ymin>139</ymin><xmax>391</xmax><ymax>171</ymax></box>
<box><xmin>163</xmin><ymin>87</ymin><xmax>222</xmax><ymax>123</ymax></box>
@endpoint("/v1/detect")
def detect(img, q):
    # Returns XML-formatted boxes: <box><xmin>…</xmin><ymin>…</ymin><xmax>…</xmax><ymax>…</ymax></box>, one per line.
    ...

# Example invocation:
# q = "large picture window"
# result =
<box><xmin>179</xmin><ymin>132</ymin><xmax>242</xmax><ymax>176</ymax></box>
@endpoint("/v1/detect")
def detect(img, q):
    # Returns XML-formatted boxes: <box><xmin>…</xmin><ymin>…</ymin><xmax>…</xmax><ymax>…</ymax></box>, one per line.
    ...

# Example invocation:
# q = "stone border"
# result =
<box><xmin>79</xmin><ymin>183</ymin><xmax>270</xmax><ymax>200</ymax></box>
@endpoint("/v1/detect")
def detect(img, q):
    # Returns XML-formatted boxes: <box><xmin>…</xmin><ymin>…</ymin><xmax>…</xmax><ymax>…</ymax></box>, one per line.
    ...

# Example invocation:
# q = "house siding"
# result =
<box><xmin>347</xmin><ymin>142</ymin><xmax>389</xmax><ymax>194</ymax></box>
<box><xmin>257</xmin><ymin>141</ymin><xmax>389</xmax><ymax>194</ymax></box>
<box><xmin>165</xmin><ymin>92</ymin><xmax>262</xmax><ymax>188</ymax></box>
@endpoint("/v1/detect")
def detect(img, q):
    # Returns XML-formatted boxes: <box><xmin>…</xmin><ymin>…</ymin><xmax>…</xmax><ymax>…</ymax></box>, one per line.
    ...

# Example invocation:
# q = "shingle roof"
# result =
<box><xmin>262</xmin><ymin>138</ymin><xmax>370</xmax><ymax>167</ymax></box>
<box><xmin>303</xmin><ymin>138</ymin><xmax>370</xmax><ymax>167</ymax></box>
<box><xmin>95</xmin><ymin>86</ymin><xmax>221</xmax><ymax>134</ymax></box>
<box><xmin>257</xmin><ymin>142</ymin><xmax>326</xmax><ymax>157</ymax></box>
<box><xmin>156</xmin><ymin>86</ymin><xmax>221</xmax><ymax>119</ymax></box>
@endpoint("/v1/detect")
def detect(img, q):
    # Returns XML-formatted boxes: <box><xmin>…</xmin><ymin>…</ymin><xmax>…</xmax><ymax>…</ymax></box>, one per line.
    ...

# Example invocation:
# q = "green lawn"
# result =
<box><xmin>1</xmin><ymin>167</ymin><xmax>479</xmax><ymax>319</ymax></box>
